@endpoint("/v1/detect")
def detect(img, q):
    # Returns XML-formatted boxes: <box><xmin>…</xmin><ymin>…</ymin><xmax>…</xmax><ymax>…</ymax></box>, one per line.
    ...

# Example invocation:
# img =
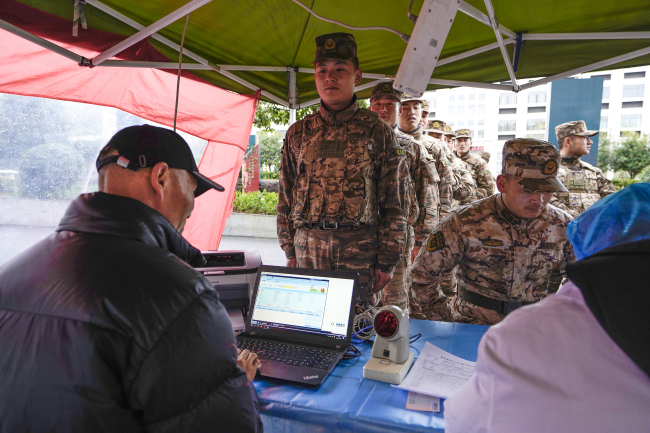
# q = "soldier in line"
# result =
<box><xmin>444</xmin><ymin>125</ymin><xmax>457</xmax><ymax>152</ymax></box>
<box><xmin>549</xmin><ymin>120</ymin><xmax>616</xmax><ymax>218</ymax></box>
<box><xmin>411</xmin><ymin>139</ymin><xmax>576</xmax><ymax>325</ymax></box>
<box><xmin>397</xmin><ymin>97</ymin><xmax>454</xmax><ymax>219</ymax></box>
<box><xmin>419</xmin><ymin>100</ymin><xmax>429</xmax><ymax>129</ymax></box>
<box><xmin>369</xmin><ymin>82</ymin><xmax>440</xmax><ymax>312</ymax></box>
<box><xmin>455</xmin><ymin>129</ymin><xmax>496</xmax><ymax>199</ymax></box>
<box><xmin>277</xmin><ymin>33</ymin><xmax>409</xmax><ymax>305</ymax></box>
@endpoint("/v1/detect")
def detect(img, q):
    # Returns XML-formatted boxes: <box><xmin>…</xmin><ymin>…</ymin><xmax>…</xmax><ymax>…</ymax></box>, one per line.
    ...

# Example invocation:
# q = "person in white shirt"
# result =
<box><xmin>444</xmin><ymin>183</ymin><xmax>650</xmax><ymax>433</ymax></box>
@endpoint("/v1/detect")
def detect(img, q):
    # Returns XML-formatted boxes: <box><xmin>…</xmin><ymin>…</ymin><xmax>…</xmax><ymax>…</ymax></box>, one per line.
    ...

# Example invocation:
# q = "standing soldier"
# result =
<box><xmin>420</xmin><ymin>100</ymin><xmax>429</xmax><ymax>129</ymax></box>
<box><xmin>397</xmin><ymin>98</ymin><xmax>454</xmax><ymax>218</ymax></box>
<box><xmin>277</xmin><ymin>33</ymin><xmax>409</xmax><ymax>306</ymax></box>
<box><xmin>455</xmin><ymin>128</ymin><xmax>495</xmax><ymax>199</ymax></box>
<box><xmin>444</xmin><ymin>124</ymin><xmax>457</xmax><ymax>152</ymax></box>
<box><xmin>411</xmin><ymin>139</ymin><xmax>575</xmax><ymax>324</ymax></box>
<box><xmin>370</xmin><ymin>82</ymin><xmax>440</xmax><ymax>311</ymax></box>
<box><xmin>549</xmin><ymin>120</ymin><xmax>616</xmax><ymax>218</ymax></box>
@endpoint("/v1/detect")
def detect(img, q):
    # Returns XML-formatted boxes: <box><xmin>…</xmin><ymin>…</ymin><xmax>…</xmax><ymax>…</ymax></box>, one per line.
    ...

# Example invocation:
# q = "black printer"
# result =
<box><xmin>195</xmin><ymin>250</ymin><xmax>262</xmax><ymax>333</ymax></box>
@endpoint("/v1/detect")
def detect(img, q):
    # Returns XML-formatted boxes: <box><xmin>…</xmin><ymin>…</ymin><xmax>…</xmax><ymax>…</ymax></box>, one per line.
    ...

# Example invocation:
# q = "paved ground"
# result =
<box><xmin>0</xmin><ymin>225</ymin><xmax>286</xmax><ymax>268</ymax></box>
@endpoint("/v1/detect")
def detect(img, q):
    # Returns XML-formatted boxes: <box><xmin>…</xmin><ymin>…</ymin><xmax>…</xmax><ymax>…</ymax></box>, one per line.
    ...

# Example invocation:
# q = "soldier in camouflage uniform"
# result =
<box><xmin>444</xmin><ymin>124</ymin><xmax>456</xmax><ymax>152</ymax></box>
<box><xmin>411</xmin><ymin>138</ymin><xmax>576</xmax><ymax>325</ymax></box>
<box><xmin>277</xmin><ymin>33</ymin><xmax>409</xmax><ymax>305</ymax></box>
<box><xmin>369</xmin><ymin>82</ymin><xmax>440</xmax><ymax>311</ymax></box>
<box><xmin>419</xmin><ymin>100</ymin><xmax>429</xmax><ymax>129</ymax></box>
<box><xmin>549</xmin><ymin>120</ymin><xmax>616</xmax><ymax>218</ymax></box>
<box><xmin>455</xmin><ymin>128</ymin><xmax>495</xmax><ymax>199</ymax></box>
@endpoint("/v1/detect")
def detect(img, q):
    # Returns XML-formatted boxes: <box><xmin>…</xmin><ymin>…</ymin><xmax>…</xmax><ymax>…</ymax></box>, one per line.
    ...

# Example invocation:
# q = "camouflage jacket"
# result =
<box><xmin>399</xmin><ymin>127</ymin><xmax>454</xmax><ymax>218</ymax></box>
<box><xmin>548</xmin><ymin>156</ymin><xmax>616</xmax><ymax>218</ymax></box>
<box><xmin>443</xmin><ymin>145</ymin><xmax>476</xmax><ymax>207</ymax></box>
<box><xmin>459</xmin><ymin>151</ymin><xmax>496</xmax><ymax>199</ymax></box>
<box><xmin>411</xmin><ymin>194</ymin><xmax>575</xmax><ymax>311</ymax></box>
<box><xmin>277</xmin><ymin>102</ymin><xmax>409</xmax><ymax>273</ymax></box>
<box><xmin>395</xmin><ymin>130</ymin><xmax>441</xmax><ymax>246</ymax></box>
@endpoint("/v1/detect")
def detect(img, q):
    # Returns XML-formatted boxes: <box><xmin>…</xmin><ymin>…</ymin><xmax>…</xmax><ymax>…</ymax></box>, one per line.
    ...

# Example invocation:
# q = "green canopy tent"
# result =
<box><xmin>2</xmin><ymin>0</ymin><xmax>648</xmax><ymax>108</ymax></box>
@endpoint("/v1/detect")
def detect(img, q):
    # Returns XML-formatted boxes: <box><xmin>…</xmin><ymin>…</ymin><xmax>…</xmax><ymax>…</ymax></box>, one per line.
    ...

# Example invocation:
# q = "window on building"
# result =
<box><xmin>600</xmin><ymin>116</ymin><xmax>608</xmax><ymax>129</ymax></box>
<box><xmin>469</xmin><ymin>94</ymin><xmax>476</xmax><ymax>100</ymax></box>
<box><xmin>428</xmin><ymin>112</ymin><xmax>436</xmax><ymax>118</ymax></box>
<box><xmin>459</xmin><ymin>95</ymin><xmax>465</xmax><ymax>101</ymax></box>
<box><xmin>528</xmin><ymin>106</ymin><xmax>546</xmax><ymax>113</ymax></box>
<box><xmin>478</xmin><ymin>105</ymin><xmax>485</xmax><ymax>115</ymax></box>
<box><xmin>527</xmin><ymin>91</ymin><xmax>547</xmax><ymax>104</ymax></box>
<box><xmin>449</xmin><ymin>107</ymin><xmax>455</xmax><ymax>116</ymax></box>
<box><xmin>478</xmin><ymin>119</ymin><xmax>485</xmax><ymax>125</ymax></box>
<box><xmin>430</xmin><ymin>100</ymin><xmax>436</xmax><ymax>109</ymax></box>
<box><xmin>623</xmin><ymin>85</ymin><xmax>644</xmax><ymax>98</ymax></box>
<box><xmin>496</xmin><ymin>151</ymin><xmax>503</xmax><ymax>168</ymax></box>
<box><xmin>468</xmin><ymin>105</ymin><xmax>475</xmax><ymax>115</ymax></box>
<box><xmin>479</xmin><ymin>93</ymin><xmax>485</xmax><ymax>100</ymax></box>
<box><xmin>602</xmin><ymin>103</ymin><xmax>609</xmax><ymax>110</ymax></box>
<box><xmin>499</xmin><ymin>93</ymin><xmax>517</xmax><ymax>105</ymax></box>
<box><xmin>592</xmin><ymin>74</ymin><xmax>611</xmax><ymax>80</ymax></box>
<box><xmin>499</xmin><ymin>108</ymin><xmax>517</xmax><ymax>115</ymax></box>
<box><xmin>498</xmin><ymin>120</ymin><xmax>516</xmax><ymax>132</ymax></box>
<box><xmin>457</xmin><ymin>120</ymin><xmax>465</xmax><ymax>127</ymax></box>
<box><xmin>448</xmin><ymin>120</ymin><xmax>455</xmax><ymax>127</ymax></box>
<box><xmin>621</xmin><ymin>114</ymin><xmax>642</xmax><ymax>128</ymax></box>
<box><xmin>624</xmin><ymin>71</ymin><xmax>646</xmax><ymax>79</ymax></box>
<box><xmin>526</xmin><ymin>133</ymin><xmax>545</xmax><ymax>139</ymax></box>
<box><xmin>468</xmin><ymin>120</ymin><xmax>475</xmax><ymax>126</ymax></box>
<box><xmin>477</xmin><ymin>130</ymin><xmax>484</xmax><ymax>139</ymax></box>
<box><xmin>527</xmin><ymin>119</ymin><xmax>545</xmax><ymax>131</ymax></box>
<box><xmin>449</xmin><ymin>95</ymin><xmax>456</xmax><ymax>101</ymax></box>
<box><xmin>458</xmin><ymin>106</ymin><xmax>465</xmax><ymax>115</ymax></box>
<box><xmin>622</xmin><ymin>101</ymin><xmax>643</xmax><ymax>108</ymax></box>
<box><xmin>602</xmin><ymin>87</ymin><xmax>610</xmax><ymax>100</ymax></box>
<box><xmin>498</xmin><ymin>134</ymin><xmax>516</xmax><ymax>140</ymax></box>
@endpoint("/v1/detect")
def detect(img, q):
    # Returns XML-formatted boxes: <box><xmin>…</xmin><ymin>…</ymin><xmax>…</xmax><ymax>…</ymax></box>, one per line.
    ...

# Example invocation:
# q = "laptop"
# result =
<box><xmin>236</xmin><ymin>265</ymin><xmax>359</xmax><ymax>386</ymax></box>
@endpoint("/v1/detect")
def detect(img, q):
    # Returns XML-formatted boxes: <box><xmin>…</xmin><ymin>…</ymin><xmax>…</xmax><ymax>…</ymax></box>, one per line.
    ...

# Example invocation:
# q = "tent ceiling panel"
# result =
<box><xmin>9</xmin><ymin>0</ymin><xmax>650</xmax><ymax>106</ymax></box>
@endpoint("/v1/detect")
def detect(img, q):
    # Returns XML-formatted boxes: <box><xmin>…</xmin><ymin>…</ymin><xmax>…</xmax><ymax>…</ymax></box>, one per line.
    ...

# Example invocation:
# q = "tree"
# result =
<box><xmin>253</xmin><ymin>98</ymin><xmax>370</xmax><ymax>132</ymax></box>
<box><xmin>611</xmin><ymin>134</ymin><xmax>650</xmax><ymax>179</ymax></box>
<box><xmin>259</xmin><ymin>132</ymin><xmax>282</xmax><ymax>172</ymax></box>
<box><xmin>639</xmin><ymin>164</ymin><xmax>650</xmax><ymax>183</ymax></box>
<box><xmin>19</xmin><ymin>142</ymin><xmax>85</xmax><ymax>200</ymax></box>
<box><xmin>596</xmin><ymin>135</ymin><xmax>614</xmax><ymax>172</ymax></box>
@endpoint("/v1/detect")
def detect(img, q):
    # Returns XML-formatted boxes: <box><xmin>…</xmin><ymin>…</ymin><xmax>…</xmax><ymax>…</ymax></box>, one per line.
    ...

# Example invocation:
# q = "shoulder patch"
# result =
<box><xmin>395</xmin><ymin>148</ymin><xmax>406</xmax><ymax>156</ymax></box>
<box><xmin>482</xmin><ymin>238</ymin><xmax>503</xmax><ymax>247</ymax></box>
<box><xmin>443</xmin><ymin>159</ymin><xmax>451</xmax><ymax>166</ymax></box>
<box><xmin>424</xmin><ymin>154</ymin><xmax>434</xmax><ymax>161</ymax></box>
<box><xmin>483</xmin><ymin>170</ymin><xmax>491</xmax><ymax>175</ymax></box>
<box><xmin>427</xmin><ymin>232</ymin><xmax>446</xmax><ymax>252</ymax></box>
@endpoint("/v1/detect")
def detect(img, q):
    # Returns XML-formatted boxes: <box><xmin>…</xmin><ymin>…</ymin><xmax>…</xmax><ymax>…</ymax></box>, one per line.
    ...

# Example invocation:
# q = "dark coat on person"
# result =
<box><xmin>0</xmin><ymin>192</ymin><xmax>262</xmax><ymax>433</ymax></box>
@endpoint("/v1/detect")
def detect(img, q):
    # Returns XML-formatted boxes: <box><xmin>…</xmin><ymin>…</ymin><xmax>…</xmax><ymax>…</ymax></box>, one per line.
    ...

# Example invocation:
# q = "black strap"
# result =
<box><xmin>459</xmin><ymin>286</ymin><xmax>534</xmax><ymax>315</ymax></box>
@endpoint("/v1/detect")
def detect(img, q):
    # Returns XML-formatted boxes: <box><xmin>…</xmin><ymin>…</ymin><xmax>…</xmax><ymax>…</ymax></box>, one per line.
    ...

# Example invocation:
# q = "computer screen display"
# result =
<box><xmin>250</xmin><ymin>271</ymin><xmax>355</xmax><ymax>340</ymax></box>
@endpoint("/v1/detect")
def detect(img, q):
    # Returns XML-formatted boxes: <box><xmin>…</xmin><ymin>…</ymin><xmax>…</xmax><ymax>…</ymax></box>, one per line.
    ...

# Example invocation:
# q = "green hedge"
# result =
<box><xmin>233</xmin><ymin>190</ymin><xmax>278</xmax><ymax>215</ymax></box>
<box><xmin>612</xmin><ymin>178</ymin><xmax>639</xmax><ymax>190</ymax></box>
<box><xmin>260</xmin><ymin>171</ymin><xmax>280</xmax><ymax>180</ymax></box>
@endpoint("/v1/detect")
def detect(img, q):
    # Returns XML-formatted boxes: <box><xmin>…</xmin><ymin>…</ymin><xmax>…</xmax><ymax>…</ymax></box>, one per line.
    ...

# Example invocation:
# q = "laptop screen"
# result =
<box><xmin>250</xmin><ymin>270</ymin><xmax>355</xmax><ymax>341</ymax></box>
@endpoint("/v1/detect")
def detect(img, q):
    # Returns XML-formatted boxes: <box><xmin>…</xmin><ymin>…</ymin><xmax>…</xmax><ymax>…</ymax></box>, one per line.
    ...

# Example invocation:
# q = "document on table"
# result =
<box><xmin>396</xmin><ymin>342</ymin><xmax>476</xmax><ymax>399</ymax></box>
<box><xmin>406</xmin><ymin>391</ymin><xmax>440</xmax><ymax>412</ymax></box>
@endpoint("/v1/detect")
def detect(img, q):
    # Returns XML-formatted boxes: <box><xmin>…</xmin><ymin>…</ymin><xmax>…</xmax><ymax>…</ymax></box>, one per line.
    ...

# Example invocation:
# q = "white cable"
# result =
<box><xmin>174</xmin><ymin>14</ymin><xmax>190</xmax><ymax>131</ymax></box>
<box><xmin>290</xmin><ymin>0</ymin><xmax>410</xmax><ymax>43</ymax></box>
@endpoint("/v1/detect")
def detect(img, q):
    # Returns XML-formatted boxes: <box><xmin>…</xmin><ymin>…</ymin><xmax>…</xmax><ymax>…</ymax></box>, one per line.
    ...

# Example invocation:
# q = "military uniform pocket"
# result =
<box><xmin>527</xmin><ymin>248</ymin><xmax>559</xmax><ymax>293</ymax></box>
<box><xmin>307</xmin><ymin>182</ymin><xmax>324</xmax><ymax>221</ymax></box>
<box><xmin>342</xmin><ymin>178</ymin><xmax>366</xmax><ymax>221</ymax></box>
<box><xmin>290</xmin><ymin>174</ymin><xmax>309</xmax><ymax>220</ymax></box>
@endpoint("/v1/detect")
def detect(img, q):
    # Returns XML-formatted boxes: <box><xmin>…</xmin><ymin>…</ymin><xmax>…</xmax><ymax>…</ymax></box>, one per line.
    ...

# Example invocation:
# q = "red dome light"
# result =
<box><xmin>375</xmin><ymin>311</ymin><xmax>398</xmax><ymax>338</ymax></box>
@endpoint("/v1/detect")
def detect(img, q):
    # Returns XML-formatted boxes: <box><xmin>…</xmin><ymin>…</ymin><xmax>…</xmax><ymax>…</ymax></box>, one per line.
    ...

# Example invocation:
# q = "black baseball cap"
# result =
<box><xmin>95</xmin><ymin>125</ymin><xmax>224</xmax><ymax>197</ymax></box>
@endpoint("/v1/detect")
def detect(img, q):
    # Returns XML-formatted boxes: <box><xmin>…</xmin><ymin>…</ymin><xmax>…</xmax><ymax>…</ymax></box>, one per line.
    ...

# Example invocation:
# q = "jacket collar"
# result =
<box><xmin>319</xmin><ymin>95</ymin><xmax>359</xmax><ymax>126</ymax></box>
<box><xmin>561</xmin><ymin>155</ymin><xmax>581</xmax><ymax>166</ymax></box>
<box><xmin>398</xmin><ymin>125</ymin><xmax>424</xmax><ymax>140</ymax></box>
<box><xmin>495</xmin><ymin>193</ymin><xmax>545</xmax><ymax>229</ymax></box>
<box><xmin>57</xmin><ymin>192</ymin><xmax>206</xmax><ymax>267</ymax></box>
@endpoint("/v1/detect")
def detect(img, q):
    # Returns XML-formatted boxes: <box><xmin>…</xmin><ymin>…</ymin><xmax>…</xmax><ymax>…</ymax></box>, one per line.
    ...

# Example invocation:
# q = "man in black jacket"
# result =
<box><xmin>0</xmin><ymin>125</ymin><xmax>263</xmax><ymax>432</ymax></box>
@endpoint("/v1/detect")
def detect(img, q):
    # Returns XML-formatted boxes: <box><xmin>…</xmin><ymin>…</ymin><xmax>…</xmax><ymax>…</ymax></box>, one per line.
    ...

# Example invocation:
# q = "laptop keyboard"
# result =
<box><xmin>237</xmin><ymin>337</ymin><xmax>340</xmax><ymax>370</ymax></box>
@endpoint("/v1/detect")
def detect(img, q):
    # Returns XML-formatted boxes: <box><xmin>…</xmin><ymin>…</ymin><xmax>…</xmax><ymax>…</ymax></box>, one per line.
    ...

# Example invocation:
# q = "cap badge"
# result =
<box><xmin>324</xmin><ymin>38</ymin><xmax>336</xmax><ymax>50</ymax></box>
<box><xmin>542</xmin><ymin>159</ymin><xmax>558</xmax><ymax>175</ymax></box>
<box><xmin>433</xmin><ymin>122</ymin><xmax>440</xmax><ymax>127</ymax></box>
<box><xmin>382</xmin><ymin>83</ymin><xmax>392</xmax><ymax>92</ymax></box>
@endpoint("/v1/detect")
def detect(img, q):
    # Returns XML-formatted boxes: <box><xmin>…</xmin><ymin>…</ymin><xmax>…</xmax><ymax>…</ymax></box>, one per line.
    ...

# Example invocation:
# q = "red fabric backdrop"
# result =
<box><xmin>0</xmin><ymin>1</ymin><xmax>257</xmax><ymax>250</ymax></box>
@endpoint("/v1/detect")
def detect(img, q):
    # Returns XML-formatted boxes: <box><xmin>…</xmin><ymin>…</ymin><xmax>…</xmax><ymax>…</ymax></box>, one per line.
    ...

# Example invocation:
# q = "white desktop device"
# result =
<box><xmin>363</xmin><ymin>306</ymin><xmax>414</xmax><ymax>384</ymax></box>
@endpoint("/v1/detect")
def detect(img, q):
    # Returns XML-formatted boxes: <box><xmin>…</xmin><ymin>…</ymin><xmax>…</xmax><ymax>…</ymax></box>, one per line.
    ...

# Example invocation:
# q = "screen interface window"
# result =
<box><xmin>251</xmin><ymin>272</ymin><xmax>354</xmax><ymax>340</ymax></box>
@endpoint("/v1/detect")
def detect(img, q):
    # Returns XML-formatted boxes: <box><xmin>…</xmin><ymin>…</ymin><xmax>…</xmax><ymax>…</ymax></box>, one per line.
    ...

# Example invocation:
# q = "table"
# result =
<box><xmin>253</xmin><ymin>319</ymin><xmax>488</xmax><ymax>433</ymax></box>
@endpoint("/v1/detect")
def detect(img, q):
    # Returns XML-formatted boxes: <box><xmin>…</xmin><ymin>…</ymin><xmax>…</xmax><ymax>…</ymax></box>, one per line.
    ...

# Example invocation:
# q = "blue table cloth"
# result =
<box><xmin>253</xmin><ymin>319</ymin><xmax>488</xmax><ymax>433</ymax></box>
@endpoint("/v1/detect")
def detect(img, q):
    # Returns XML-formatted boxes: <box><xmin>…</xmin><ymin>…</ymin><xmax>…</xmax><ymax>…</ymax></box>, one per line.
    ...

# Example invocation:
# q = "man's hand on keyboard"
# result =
<box><xmin>237</xmin><ymin>348</ymin><xmax>260</xmax><ymax>382</ymax></box>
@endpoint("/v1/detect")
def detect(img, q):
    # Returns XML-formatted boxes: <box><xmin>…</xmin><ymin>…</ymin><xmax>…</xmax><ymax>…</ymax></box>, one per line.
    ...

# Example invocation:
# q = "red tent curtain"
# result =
<box><xmin>0</xmin><ymin>1</ymin><xmax>257</xmax><ymax>250</ymax></box>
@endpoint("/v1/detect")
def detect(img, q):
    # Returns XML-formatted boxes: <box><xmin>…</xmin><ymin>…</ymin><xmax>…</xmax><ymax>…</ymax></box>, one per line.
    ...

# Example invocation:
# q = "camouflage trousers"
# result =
<box><xmin>294</xmin><ymin>225</ymin><xmax>379</xmax><ymax>305</ymax></box>
<box><xmin>379</xmin><ymin>227</ymin><xmax>414</xmax><ymax>314</ymax></box>
<box><xmin>449</xmin><ymin>295</ymin><xmax>504</xmax><ymax>326</ymax></box>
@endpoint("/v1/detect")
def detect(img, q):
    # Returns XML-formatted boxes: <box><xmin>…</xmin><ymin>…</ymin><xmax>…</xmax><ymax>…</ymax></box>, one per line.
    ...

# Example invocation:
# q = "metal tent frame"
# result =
<box><xmin>1</xmin><ymin>0</ymin><xmax>649</xmax><ymax>112</ymax></box>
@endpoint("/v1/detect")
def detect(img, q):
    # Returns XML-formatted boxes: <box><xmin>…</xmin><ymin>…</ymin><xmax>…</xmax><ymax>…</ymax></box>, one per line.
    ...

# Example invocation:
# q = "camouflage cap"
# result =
<box><xmin>425</xmin><ymin>119</ymin><xmax>446</xmax><ymax>134</ymax></box>
<box><xmin>314</xmin><ymin>32</ymin><xmax>358</xmax><ymax>64</ymax></box>
<box><xmin>502</xmin><ymin>138</ymin><xmax>568</xmax><ymax>193</ymax></box>
<box><xmin>555</xmin><ymin>120</ymin><xmax>598</xmax><ymax>141</ymax></box>
<box><xmin>455</xmin><ymin>128</ymin><xmax>472</xmax><ymax>138</ymax></box>
<box><xmin>444</xmin><ymin>124</ymin><xmax>456</xmax><ymax>138</ymax></box>
<box><xmin>370</xmin><ymin>82</ymin><xmax>402</xmax><ymax>102</ymax></box>
<box><xmin>421</xmin><ymin>100</ymin><xmax>430</xmax><ymax>113</ymax></box>
<box><xmin>400</xmin><ymin>94</ymin><xmax>425</xmax><ymax>104</ymax></box>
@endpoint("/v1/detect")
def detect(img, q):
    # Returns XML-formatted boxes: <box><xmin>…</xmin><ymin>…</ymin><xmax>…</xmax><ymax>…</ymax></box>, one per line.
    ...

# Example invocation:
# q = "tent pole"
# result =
<box><xmin>91</xmin><ymin>0</ymin><xmax>212</xmax><ymax>66</ymax></box>
<box><xmin>522</xmin><ymin>32</ymin><xmax>650</xmax><ymax>41</ymax></box>
<box><xmin>288</xmin><ymin>67</ymin><xmax>298</xmax><ymax>108</ymax></box>
<box><xmin>520</xmin><ymin>45</ymin><xmax>650</xmax><ymax>91</ymax></box>
<box><xmin>0</xmin><ymin>18</ymin><xmax>84</xmax><ymax>63</ymax></box>
<box><xmin>459</xmin><ymin>1</ymin><xmax>515</xmax><ymax>38</ymax></box>
<box><xmin>84</xmin><ymin>0</ymin><xmax>289</xmax><ymax>107</ymax></box>
<box><xmin>355</xmin><ymin>79</ymin><xmax>390</xmax><ymax>93</ymax></box>
<box><xmin>429</xmin><ymin>78</ymin><xmax>512</xmax><ymax>91</ymax></box>
<box><xmin>436</xmin><ymin>39</ymin><xmax>514</xmax><ymax>66</ymax></box>
<box><xmin>296</xmin><ymin>98</ymin><xmax>321</xmax><ymax>109</ymax></box>
<box><xmin>483</xmin><ymin>0</ymin><xmax>520</xmax><ymax>91</ymax></box>
<box><xmin>101</xmin><ymin>60</ymin><xmax>212</xmax><ymax>69</ymax></box>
